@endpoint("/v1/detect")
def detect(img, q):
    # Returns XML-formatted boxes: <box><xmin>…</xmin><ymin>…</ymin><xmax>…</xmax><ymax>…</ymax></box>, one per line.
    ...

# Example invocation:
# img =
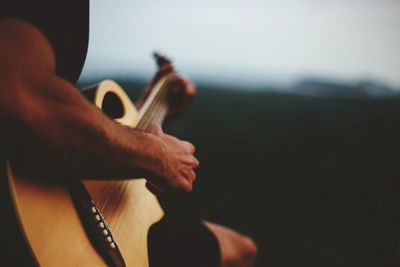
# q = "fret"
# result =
<box><xmin>136</xmin><ymin>73</ymin><xmax>175</xmax><ymax>130</ymax></box>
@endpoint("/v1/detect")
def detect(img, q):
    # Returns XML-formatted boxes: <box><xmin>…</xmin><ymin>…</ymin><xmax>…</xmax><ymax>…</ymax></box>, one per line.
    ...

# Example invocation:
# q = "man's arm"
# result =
<box><xmin>0</xmin><ymin>19</ymin><xmax>198</xmax><ymax>195</ymax></box>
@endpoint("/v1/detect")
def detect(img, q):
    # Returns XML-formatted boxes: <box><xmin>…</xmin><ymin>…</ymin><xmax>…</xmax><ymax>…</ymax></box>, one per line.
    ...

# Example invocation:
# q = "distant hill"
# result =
<box><xmin>291</xmin><ymin>78</ymin><xmax>398</xmax><ymax>98</ymax></box>
<box><xmin>79</xmin><ymin>76</ymin><xmax>400</xmax><ymax>98</ymax></box>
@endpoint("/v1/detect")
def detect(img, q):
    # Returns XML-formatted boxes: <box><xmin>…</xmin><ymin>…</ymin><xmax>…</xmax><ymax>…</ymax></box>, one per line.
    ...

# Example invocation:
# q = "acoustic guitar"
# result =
<box><xmin>0</xmin><ymin>54</ymin><xmax>177</xmax><ymax>267</ymax></box>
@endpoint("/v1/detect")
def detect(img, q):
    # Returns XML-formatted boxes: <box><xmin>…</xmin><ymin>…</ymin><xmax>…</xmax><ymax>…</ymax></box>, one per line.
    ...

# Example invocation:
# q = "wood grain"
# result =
<box><xmin>7</xmin><ymin>80</ymin><xmax>164</xmax><ymax>266</ymax></box>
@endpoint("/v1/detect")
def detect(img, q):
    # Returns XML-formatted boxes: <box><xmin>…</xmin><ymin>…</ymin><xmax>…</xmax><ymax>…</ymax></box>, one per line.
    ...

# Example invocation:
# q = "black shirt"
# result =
<box><xmin>0</xmin><ymin>0</ymin><xmax>89</xmax><ymax>83</ymax></box>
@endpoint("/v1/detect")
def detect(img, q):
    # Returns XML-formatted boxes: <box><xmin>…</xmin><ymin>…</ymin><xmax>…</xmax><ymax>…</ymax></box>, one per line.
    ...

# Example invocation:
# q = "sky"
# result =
<box><xmin>80</xmin><ymin>0</ymin><xmax>400</xmax><ymax>88</ymax></box>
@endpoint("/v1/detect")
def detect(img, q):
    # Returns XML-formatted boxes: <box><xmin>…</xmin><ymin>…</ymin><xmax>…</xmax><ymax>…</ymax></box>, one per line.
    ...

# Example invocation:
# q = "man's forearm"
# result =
<box><xmin>16</xmin><ymin>74</ymin><xmax>166</xmax><ymax>179</ymax></box>
<box><xmin>0</xmin><ymin>19</ymin><xmax>164</xmax><ymax>180</ymax></box>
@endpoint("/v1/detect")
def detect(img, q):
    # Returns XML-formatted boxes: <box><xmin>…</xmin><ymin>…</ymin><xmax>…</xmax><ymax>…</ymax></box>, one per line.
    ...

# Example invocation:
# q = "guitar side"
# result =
<box><xmin>3</xmin><ymin>80</ymin><xmax>164</xmax><ymax>267</ymax></box>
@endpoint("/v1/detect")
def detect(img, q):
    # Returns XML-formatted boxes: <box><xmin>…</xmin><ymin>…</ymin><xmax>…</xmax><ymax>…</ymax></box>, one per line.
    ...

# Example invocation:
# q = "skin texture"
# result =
<box><xmin>0</xmin><ymin>18</ymin><xmax>257</xmax><ymax>267</ymax></box>
<box><xmin>0</xmin><ymin>18</ymin><xmax>198</xmax><ymax>195</ymax></box>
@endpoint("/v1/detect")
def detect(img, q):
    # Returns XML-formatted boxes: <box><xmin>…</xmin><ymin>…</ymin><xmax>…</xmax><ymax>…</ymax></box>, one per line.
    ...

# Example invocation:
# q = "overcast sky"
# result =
<box><xmin>80</xmin><ymin>0</ymin><xmax>400</xmax><ymax>88</ymax></box>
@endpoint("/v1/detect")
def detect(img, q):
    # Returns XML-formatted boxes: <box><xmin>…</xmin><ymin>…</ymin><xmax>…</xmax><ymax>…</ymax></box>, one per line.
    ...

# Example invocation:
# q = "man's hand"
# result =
<box><xmin>136</xmin><ymin>63</ymin><xmax>196</xmax><ymax>121</ymax></box>
<box><xmin>144</xmin><ymin>124</ymin><xmax>199</xmax><ymax>197</ymax></box>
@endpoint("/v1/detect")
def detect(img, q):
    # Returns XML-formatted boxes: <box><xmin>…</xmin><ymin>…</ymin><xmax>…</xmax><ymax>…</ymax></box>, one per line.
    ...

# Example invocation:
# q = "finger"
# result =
<box><xmin>170</xmin><ymin>77</ymin><xmax>196</xmax><ymax>96</ymax></box>
<box><xmin>192</xmin><ymin>157</ymin><xmax>200</xmax><ymax>168</ymax></box>
<box><xmin>145</xmin><ymin>124</ymin><xmax>163</xmax><ymax>136</ymax></box>
<box><xmin>182</xmin><ymin>78</ymin><xmax>196</xmax><ymax>97</ymax></box>
<box><xmin>168</xmin><ymin>79</ymin><xmax>184</xmax><ymax>94</ymax></box>
<box><xmin>178</xmin><ymin>178</ymin><xmax>193</xmax><ymax>193</ymax></box>
<box><xmin>180</xmin><ymin>166</ymin><xmax>197</xmax><ymax>184</ymax></box>
<box><xmin>187</xmin><ymin>169</ymin><xmax>197</xmax><ymax>183</ymax></box>
<box><xmin>181</xmin><ymin>140</ymin><xmax>195</xmax><ymax>153</ymax></box>
<box><xmin>181</xmin><ymin>155</ymin><xmax>199</xmax><ymax>168</ymax></box>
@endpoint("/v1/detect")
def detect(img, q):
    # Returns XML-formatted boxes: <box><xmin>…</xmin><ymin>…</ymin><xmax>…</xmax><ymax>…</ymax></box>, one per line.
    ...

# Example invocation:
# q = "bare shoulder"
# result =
<box><xmin>0</xmin><ymin>18</ymin><xmax>55</xmax><ymax>75</ymax></box>
<box><xmin>0</xmin><ymin>19</ymin><xmax>56</xmax><ymax>116</ymax></box>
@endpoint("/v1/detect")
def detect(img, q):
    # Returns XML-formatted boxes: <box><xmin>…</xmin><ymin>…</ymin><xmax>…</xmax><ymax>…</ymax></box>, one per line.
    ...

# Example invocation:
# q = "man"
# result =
<box><xmin>0</xmin><ymin>1</ymin><xmax>257</xmax><ymax>266</ymax></box>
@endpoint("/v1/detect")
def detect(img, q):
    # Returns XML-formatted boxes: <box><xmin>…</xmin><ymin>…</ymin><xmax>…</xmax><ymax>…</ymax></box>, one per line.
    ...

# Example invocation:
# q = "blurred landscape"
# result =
<box><xmin>79</xmin><ymin>78</ymin><xmax>400</xmax><ymax>267</ymax></box>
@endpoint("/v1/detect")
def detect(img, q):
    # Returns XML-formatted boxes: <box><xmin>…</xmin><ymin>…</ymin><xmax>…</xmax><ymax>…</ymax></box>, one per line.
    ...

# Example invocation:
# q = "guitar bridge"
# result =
<box><xmin>70</xmin><ymin>180</ymin><xmax>126</xmax><ymax>267</ymax></box>
<box><xmin>89</xmin><ymin>202</ymin><xmax>118</xmax><ymax>250</ymax></box>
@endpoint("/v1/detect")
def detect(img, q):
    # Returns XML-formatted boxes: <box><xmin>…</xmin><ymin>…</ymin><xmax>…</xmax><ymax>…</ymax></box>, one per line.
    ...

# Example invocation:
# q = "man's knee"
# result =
<box><xmin>204</xmin><ymin>221</ymin><xmax>258</xmax><ymax>267</ymax></box>
<box><xmin>240</xmin><ymin>235</ymin><xmax>258</xmax><ymax>265</ymax></box>
<box><xmin>226</xmin><ymin>235</ymin><xmax>257</xmax><ymax>267</ymax></box>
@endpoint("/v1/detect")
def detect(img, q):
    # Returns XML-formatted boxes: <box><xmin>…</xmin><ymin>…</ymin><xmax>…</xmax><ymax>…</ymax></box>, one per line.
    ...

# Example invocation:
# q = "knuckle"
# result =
<box><xmin>189</xmin><ymin>143</ymin><xmax>196</xmax><ymax>153</ymax></box>
<box><xmin>183</xmin><ymin>141</ymin><xmax>195</xmax><ymax>153</ymax></box>
<box><xmin>193</xmin><ymin>157</ymin><xmax>200</xmax><ymax>168</ymax></box>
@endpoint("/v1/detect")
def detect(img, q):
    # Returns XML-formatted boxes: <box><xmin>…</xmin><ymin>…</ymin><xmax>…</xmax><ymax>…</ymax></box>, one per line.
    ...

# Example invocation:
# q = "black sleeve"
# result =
<box><xmin>0</xmin><ymin>0</ymin><xmax>89</xmax><ymax>83</ymax></box>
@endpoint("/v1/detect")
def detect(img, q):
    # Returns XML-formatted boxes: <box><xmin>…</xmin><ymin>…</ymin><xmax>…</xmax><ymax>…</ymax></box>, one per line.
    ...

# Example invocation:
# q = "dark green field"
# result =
<box><xmin>80</xmin><ymin>79</ymin><xmax>400</xmax><ymax>267</ymax></box>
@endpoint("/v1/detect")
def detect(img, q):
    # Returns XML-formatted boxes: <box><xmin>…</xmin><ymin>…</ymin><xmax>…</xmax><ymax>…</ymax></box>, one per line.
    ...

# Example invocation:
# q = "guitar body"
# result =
<box><xmin>3</xmin><ymin>80</ymin><xmax>164</xmax><ymax>267</ymax></box>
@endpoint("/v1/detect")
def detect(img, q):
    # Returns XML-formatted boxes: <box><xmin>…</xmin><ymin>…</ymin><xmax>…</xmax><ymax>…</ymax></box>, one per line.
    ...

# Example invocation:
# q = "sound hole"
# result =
<box><xmin>102</xmin><ymin>91</ymin><xmax>125</xmax><ymax>119</ymax></box>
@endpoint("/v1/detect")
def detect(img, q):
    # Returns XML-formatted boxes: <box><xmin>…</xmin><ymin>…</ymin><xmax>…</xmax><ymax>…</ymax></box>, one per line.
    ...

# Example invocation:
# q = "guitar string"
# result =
<box><xmin>136</xmin><ymin>75</ymin><xmax>172</xmax><ymax>130</ymax></box>
<box><xmin>137</xmin><ymin>74</ymin><xmax>171</xmax><ymax>131</ymax></box>
<box><xmin>114</xmin><ymin>85</ymin><xmax>169</xmax><ymax>229</ymax></box>
<box><xmin>101</xmin><ymin>76</ymin><xmax>171</xmax><ymax>229</ymax></box>
<box><xmin>88</xmin><ymin>77</ymin><xmax>170</xmax><ymax>230</ymax></box>
<box><xmin>110</xmin><ymin>180</ymin><xmax>130</xmax><ymax>233</ymax></box>
<box><xmin>110</xmin><ymin>86</ymin><xmax>169</xmax><ymax>231</ymax></box>
<box><xmin>97</xmin><ymin>181</ymin><xmax>109</xmax><ymax>213</ymax></box>
<box><xmin>106</xmin><ymin>180</ymin><xmax>128</xmax><ymax>231</ymax></box>
<box><xmin>97</xmin><ymin>181</ymin><xmax>113</xmax><ymax>217</ymax></box>
<box><xmin>99</xmin><ymin>181</ymin><xmax>115</xmax><ymax>214</ymax></box>
<box><xmin>97</xmin><ymin>180</ymin><xmax>111</xmax><ymax>212</ymax></box>
<box><xmin>102</xmin><ymin>181</ymin><xmax>123</xmax><ymax>223</ymax></box>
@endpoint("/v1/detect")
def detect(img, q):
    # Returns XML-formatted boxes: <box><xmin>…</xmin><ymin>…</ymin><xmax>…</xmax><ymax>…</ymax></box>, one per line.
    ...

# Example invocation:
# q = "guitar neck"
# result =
<box><xmin>136</xmin><ymin>73</ymin><xmax>176</xmax><ymax>130</ymax></box>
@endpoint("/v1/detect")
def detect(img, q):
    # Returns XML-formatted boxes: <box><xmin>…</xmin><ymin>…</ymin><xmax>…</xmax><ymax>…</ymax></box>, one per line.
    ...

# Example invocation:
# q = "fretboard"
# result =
<box><xmin>136</xmin><ymin>73</ymin><xmax>175</xmax><ymax>130</ymax></box>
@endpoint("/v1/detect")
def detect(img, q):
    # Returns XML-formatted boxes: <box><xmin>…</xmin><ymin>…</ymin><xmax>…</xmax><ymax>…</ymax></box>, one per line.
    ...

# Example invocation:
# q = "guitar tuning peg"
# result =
<box><xmin>153</xmin><ymin>51</ymin><xmax>172</xmax><ymax>68</ymax></box>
